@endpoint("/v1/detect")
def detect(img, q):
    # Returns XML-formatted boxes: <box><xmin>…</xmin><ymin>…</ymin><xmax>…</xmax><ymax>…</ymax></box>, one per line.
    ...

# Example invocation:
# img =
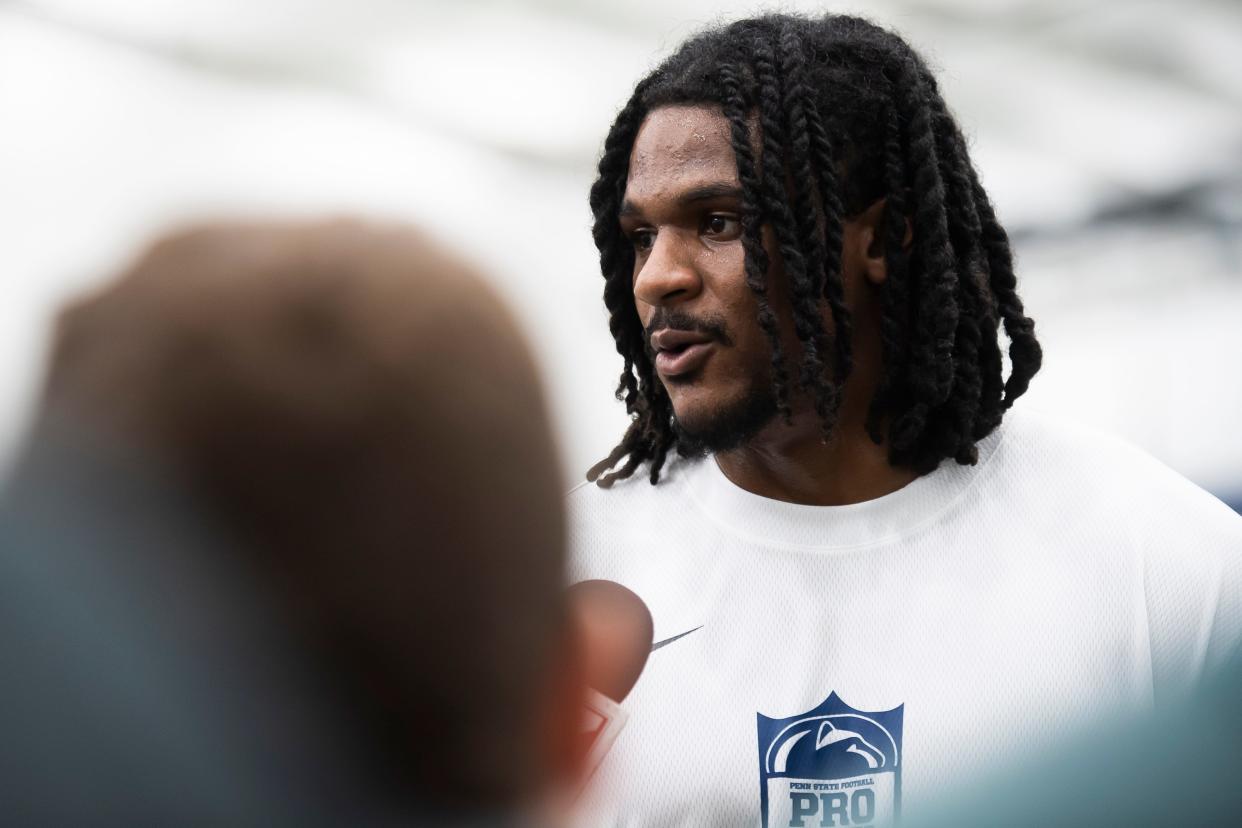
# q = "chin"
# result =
<box><xmin>668</xmin><ymin>383</ymin><xmax>778</xmax><ymax>454</ymax></box>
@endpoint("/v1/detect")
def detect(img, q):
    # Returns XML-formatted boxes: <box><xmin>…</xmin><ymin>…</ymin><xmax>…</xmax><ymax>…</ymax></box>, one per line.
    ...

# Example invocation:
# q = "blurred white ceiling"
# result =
<box><xmin>2</xmin><ymin>0</ymin><xmax>1240</xmax><ymax>492</ymax></box>
<box><xmin>14</xmin><ymin>0</ymin><xmax>1242</xmax><ymax>228</ymax></box>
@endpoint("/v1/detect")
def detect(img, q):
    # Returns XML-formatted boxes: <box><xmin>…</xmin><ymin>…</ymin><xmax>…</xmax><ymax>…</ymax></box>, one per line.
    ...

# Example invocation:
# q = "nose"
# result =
<box><xmin>632</xmin><ymin>229</ymin><xmax>702</xmax><ymax>308</ymax></box>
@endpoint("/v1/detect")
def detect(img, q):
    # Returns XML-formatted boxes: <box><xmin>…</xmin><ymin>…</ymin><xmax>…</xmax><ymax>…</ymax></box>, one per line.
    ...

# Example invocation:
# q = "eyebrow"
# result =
<box><xmin>619</xmin><ymin>183</ymin><xmax>744</xmax><ymax>218</ymax></box>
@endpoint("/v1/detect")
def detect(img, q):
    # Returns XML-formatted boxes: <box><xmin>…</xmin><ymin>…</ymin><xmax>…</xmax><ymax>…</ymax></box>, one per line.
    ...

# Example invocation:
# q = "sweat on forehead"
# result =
<box><xmin>624</xmin><ymin>106</ymin><xmax>739</xmax><ymax>205</ymax></box>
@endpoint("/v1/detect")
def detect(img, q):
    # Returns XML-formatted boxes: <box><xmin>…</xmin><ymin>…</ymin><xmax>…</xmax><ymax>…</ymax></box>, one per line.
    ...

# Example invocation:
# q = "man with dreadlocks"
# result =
<box><xmin>567</xmin><ymin>12</ymin><xmax>1242</xmax><ymax>828</ymax></box>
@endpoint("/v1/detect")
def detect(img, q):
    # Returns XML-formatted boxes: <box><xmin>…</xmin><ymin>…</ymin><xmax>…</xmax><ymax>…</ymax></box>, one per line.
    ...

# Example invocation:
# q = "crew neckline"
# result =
<box><xmin>679</xmin><ymin>414</ymin><xmax>1011</xmax><ymax>551</ymax></box>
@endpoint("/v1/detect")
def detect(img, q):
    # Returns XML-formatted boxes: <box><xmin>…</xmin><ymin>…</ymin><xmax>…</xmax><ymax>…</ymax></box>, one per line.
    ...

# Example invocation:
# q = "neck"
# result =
<box><xmin>713</xmin><ymin>404</ymin><xmax>918</xmax><ymax>507</ymax></box>
<box><xmin>710</xmin><ymin>296</ymin><xmax>918</xmax><ymax>505</ymax></box>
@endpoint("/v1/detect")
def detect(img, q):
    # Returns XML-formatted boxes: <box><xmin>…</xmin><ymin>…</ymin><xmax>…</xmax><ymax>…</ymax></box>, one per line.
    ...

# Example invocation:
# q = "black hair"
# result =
<box><xmin>587</xmin><ymin>13</ymin><xmax>1041</xmax><ymax>486</ymax></box>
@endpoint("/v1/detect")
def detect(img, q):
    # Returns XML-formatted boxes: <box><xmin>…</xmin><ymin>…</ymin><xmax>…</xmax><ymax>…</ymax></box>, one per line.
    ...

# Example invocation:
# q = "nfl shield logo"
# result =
<box><xmin>757</xmin><ymin>693</ymin><xmax>904</xmax><ymax>827</ymax></box>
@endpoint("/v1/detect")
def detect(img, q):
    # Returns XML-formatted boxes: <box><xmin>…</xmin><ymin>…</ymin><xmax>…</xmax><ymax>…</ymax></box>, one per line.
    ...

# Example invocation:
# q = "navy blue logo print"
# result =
<box><xmin>757</xmin><ymin>693</ymin><xmax>903</xmax><ymax>827</ymax></box>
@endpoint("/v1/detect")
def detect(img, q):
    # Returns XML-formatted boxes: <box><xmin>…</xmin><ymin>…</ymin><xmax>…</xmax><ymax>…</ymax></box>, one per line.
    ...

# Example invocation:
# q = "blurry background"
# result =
<box><xmin>2</xmin><ymin>0</ymin><xmax>1240</xmax><ymax>508</ymax></box>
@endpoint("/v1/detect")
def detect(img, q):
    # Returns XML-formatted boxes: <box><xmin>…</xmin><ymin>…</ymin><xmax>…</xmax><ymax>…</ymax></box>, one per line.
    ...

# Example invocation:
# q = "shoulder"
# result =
<box><xmin>996</xmin><ymin>407</ymin><xmax>1241</xmax><ymax>535</ymax></box>
<box><xmin>999</xmin><ymin>408</ymin><xmax>1242</xmax><ymax>685</ymax></box>
<box><xmin>999</xmin><ymin>406</ymin><xmax>1167</xmax><ymax>480</ymax></box>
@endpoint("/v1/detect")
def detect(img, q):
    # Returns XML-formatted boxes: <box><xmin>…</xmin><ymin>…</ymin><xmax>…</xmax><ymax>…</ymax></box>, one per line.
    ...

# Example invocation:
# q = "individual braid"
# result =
<box><xmin>969</xmin><ymin>171</ymin><xmax>1042</xmax><ymax>410</ymax></box>
<box><xmin>909</xmin><ymin>62</ymin><xmax>1041</xmax><ymax>418</ymax></box>
<box><xmin>586</xmin><ymin>77</ymin><xmax>674</xmax><ymax>485</ymax></box>
<box><xmin>866</xmin><ymin>103</ymin><xmax>914</xmax><ymax>444</ymax></box>
<box><xmin>778</xmin><ymin>27</ymin><xmax>852</xmax><ymax>430</ymax></box>
<box><xmin>885</xmin><ymin>53</ymin><xmax>960</xmax><ymax>456</ymax></box>
<box><xmin>798</xmin><ymin>76</ymin><xmax>853</xmax><ymax>390</ymax></box>
<box><xmin>588</xmin><ymin>84</ymin><xmax>645</xmax><ymax>414</ymax></box>
<box><xmin>924</xmin><ymin>89</ymin><xmax>988</xmax><ymax>463</ymax></box>
<box><xmin>751</xmin><ymin>35</ymin><xmax>840</xmax><ymax>431</ymax></box>
<box><xmin>719</xmin><ymin>61</ymin><xmax>794</xmax><ymax>422</ymax></box>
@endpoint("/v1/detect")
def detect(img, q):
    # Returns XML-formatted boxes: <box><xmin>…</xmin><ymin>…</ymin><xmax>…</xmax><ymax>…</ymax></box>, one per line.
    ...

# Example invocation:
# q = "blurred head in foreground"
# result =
<box><xmin>0</xmin><ymin>220</ymin><xmax>580</xmax><ymax>824</ymax></box>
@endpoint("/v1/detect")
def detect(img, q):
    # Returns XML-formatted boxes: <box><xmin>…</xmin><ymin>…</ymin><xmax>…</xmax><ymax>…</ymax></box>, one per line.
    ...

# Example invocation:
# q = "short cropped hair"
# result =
<box><xmin>41</xmin><ymin>220</ymin><xmax>565</xmax><ymax>809</ymax></box>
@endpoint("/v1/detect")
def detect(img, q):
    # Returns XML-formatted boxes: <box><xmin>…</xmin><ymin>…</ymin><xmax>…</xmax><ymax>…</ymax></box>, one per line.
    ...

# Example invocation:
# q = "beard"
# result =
<box><xmin>644</xmin><ymin>307</ymin><xmax>780</xmax><ymax>455</ymax></box>
<box><xmin>671</xmin><ymin>380</ymin><xmax>780</xmax><ymax>456</ymax></box>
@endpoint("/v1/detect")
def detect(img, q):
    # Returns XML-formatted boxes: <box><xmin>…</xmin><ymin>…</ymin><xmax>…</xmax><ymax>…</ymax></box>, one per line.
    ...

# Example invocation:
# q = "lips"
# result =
<box><xmin>650</xmin><ymin>328</ymin><xmax>716</xmax><ymax>378</ymax></box>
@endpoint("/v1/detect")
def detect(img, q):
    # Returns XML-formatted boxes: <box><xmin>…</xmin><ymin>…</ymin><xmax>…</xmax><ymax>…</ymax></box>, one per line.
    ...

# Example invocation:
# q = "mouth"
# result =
<box><xmin>654</xmin><ymin>340</ymin><xmax>715</xmax><ymax>378</ymax></box>
<box><xmin>655</xmin><ymin>332</ymin><xmax>715</xmax><ymax>379</ymax></box>
<box><xmin>648</xmin><ymin>327</ymin><xmax>718</xmax><ymax>379</ymax></box>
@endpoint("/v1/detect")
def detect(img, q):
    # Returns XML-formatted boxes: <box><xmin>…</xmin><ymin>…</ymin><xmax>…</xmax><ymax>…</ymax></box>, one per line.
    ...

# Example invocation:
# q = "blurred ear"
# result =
<box><xmin>847</xmin><ymin>198</ymin><xmax>911</xmax><ymax>287</ymax></box>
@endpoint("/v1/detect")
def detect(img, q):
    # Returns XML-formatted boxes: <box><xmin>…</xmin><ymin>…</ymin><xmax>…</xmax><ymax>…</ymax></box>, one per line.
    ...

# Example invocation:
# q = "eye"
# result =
<box><xmin>702</xmin><ymin>214</ymin><xmax>741</xmax><ymax>240</ymax></box>
<box><xmin>630</xmin><ymin>229</ymin><xmax>656</xmax><ymax>253</ymax></box>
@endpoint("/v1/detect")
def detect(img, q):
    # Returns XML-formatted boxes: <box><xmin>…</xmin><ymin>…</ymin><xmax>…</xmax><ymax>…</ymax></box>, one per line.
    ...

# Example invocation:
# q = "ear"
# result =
<box><xmin>848</xmin><ymin>198</ymin><xmax>911</xmax><ymax>287</ymax></box>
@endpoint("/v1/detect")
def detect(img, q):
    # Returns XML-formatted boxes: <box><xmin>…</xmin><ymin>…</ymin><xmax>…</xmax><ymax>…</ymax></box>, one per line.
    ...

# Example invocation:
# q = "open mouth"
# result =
<box><xmin>655</xmin><ymin>341</ymin><xmax>714</xmax><ymax>377</ymax></box>
<box><xmin>650</xmin><ymin>328</ymin><xmax>712</xmax><ymax>353</ymax></box>
<box><xmin>648</xmin><ymin>327</ymin><xmax>717</xmax><ymax>378</ymax></box>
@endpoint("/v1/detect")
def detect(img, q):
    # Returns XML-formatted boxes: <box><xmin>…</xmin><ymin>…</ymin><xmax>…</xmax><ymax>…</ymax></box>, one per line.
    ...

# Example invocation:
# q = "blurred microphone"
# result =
<box><xmin>567</xmin><ymin>580</ymin><xmax>653</xmax><ymax>778</ymax></box>
<box><xmin>569</xmin><ymin>579</ymin><xmax>653</xmax><ymax>702</ymax></box>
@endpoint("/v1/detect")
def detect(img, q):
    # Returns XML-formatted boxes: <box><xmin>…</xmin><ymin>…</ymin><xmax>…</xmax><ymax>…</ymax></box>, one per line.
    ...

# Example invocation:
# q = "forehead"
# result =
<box><xmin>625</xmin><ymin>105</ymin><xmax>737</xmax><ymax>203</ymax></box>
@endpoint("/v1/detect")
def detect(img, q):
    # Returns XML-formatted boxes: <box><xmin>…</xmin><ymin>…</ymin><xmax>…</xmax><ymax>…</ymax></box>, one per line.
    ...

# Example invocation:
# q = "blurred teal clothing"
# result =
<box><xmin>0</xmin><ymin>433</ymin><xmax>380</xmax><ymax>826</ymax></box>
<box><xmin>906</xmin><ymin>655</ymin><xmax>1242</xmax><ymax>828</ymax></box>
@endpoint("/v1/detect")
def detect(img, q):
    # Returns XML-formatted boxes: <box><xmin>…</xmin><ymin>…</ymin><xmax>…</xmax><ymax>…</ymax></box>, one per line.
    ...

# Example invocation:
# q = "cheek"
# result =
<box><xmin>697</xmin><ymin>245</ymin><xmax>750</xmax><ymax>313</ymax></box>
<box><xmin>695</xmin><ymin>242</ymin><xmax>818</xmax><ymax>381</ymax></box>
<box><xmin>633</xmin><ymin>294</ymin><xmax>654</xmax><ymax>330</ymax></box>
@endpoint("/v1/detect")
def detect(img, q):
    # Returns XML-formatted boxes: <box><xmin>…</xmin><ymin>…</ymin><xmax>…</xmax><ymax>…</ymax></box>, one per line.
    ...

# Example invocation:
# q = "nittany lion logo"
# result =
<box><xmin>757</xmin><ymin>693</ymin><xmax>903</xmax><ymax>827</ymax></box>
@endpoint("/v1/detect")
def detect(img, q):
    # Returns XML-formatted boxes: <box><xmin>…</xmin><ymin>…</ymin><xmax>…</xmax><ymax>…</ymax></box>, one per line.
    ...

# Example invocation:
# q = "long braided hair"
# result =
<box><xmin>587</xmin><ymin>13</ymin><xmax>1041</xmax><ymax>486</ymax></box>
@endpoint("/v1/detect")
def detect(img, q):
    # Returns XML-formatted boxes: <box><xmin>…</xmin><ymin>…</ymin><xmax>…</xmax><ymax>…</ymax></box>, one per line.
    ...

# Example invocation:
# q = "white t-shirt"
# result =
<box><xmin>568</xmin><ymin>409</ymin><xmax>1242</xmax><ymax>827</ymax></box>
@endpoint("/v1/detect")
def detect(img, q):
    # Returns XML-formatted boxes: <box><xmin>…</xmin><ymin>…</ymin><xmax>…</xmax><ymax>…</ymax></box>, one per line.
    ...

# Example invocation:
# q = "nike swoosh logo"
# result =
<box><xmin>651</xmin><ymin>626</ymin><xmax>702</xmax><ymax>652</ymax></box>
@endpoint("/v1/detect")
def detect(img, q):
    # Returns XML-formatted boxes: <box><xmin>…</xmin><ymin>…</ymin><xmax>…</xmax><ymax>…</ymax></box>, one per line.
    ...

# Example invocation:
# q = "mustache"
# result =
<box><xmin>644</xmin><ymin>309</ymin><xmax>734</xmax><ymax>351</ymax></box>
